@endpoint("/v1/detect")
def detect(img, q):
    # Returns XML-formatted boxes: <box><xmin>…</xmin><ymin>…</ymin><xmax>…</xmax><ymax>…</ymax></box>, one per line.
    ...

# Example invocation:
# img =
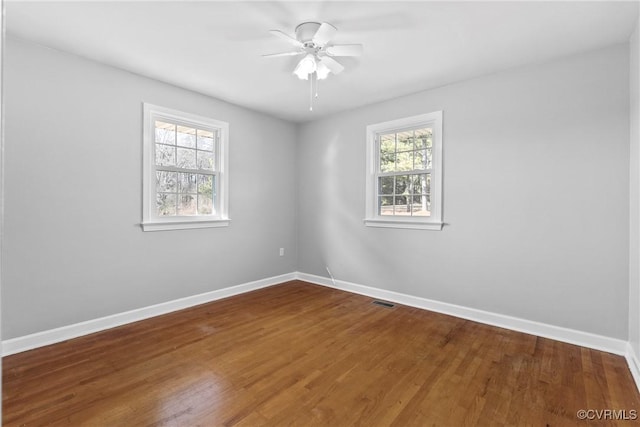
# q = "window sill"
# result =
<box><xmin>364</xmin><ymin>218</ymin><xmax>443</xmax><ymax>230</ymax></box>
<box><xmin>141</xmin><ymin>218</ymin><xmax>231</xmax><ymax>232</ymax></box>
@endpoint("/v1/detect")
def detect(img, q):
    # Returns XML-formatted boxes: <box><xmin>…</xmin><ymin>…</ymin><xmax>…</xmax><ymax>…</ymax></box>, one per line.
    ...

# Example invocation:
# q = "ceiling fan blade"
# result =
<box><xmin>269</xmin><ymin>30</ymin><xmax>303</xmax><ymax>48</ymax></box>
<box><xmin>312</xmin><ymin>22</ymin><xmax>337</xmax><ymax>47</ymax></box>
<box><xmin>319</xmin><ymin>56</ymin><xmax>344</xmax><ymax>75</ymax></box>
<box><xmin>262</xmin><ymin>51</ymin><xmax>304</xmax><ymax>58</ymax></box>
<box><xmin>326</xmin><ymin>44</ymin><xmax>364</xmax><ymax>57</ymax></box>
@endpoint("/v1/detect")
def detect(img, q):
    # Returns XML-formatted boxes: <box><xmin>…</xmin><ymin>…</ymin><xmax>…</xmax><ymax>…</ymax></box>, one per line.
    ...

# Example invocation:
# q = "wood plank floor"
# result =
<box><xmin>3</xmin><ymin>280</ymin><xmax>640</xmax><ymax>426</ymax></box>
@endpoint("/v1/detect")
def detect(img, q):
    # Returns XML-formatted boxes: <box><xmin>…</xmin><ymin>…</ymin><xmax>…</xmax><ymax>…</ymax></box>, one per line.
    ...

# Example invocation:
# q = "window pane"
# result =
<box><xmin>197</xmin><ymin>174</ymin><xmax>213</xmax><ymax>194</ymax></box>
<box><xmin>394</xmin><ymin>195</ymin><xmax>411</xmax><ymax>215</ymax></box>
<box><xmin>178</xmin><ymin>194</ymin><xmax>197</xmax><ymax>215</ymax></box>
<box><xmin>177</xmin><ymin>125</ymin><xmax>196</xmax><ymax>148</ymax></box>
<box><xmin>197</xmin><ymin>130</ymin><xmax>215</xmax><ymax>151</ymax></box>
<box><xmin>197</xmin><ymin>151</ymin><xmax>215</xmax><ymax>171</ymax></box>
<box><xmin>379</xmin><ymin>135</ymin><xmax>395</xmax><ymax>172</ymax></box>
<box><xmin>408</xmin><ymin>174</ymin><xmax>416</xmax><ymax>194</ymax></box>
<box><xmin>177</xmin><ymin>148</ymin><xmax>196</xmax><ymax>169</ymax></box>
<box><xmin>426</xmin><ymin>148</ymin><xmax>432</xmax><ymax>169</ymax></box>
<box><xmin>414</xmin><ymin>128</ymin><xmax>432</xmax><ymax>149</ymax></box>
<box><xmin>156</xmin><ymin>171</ymin><xmax>177</xmax><ymax>192</ymax></box>
<box><xmin>197</xmin><ymin>174</ymin><xmax>215</xmax><ymax>215</ymax></box>
<box><xmin>156</xmin><ymin>193</ymin><xmax>176</xmax><ymax>216</ymax></box>
<box><xmin>378</xmin><ymin>176</ymin><xmax>394</xmax><ymax>195</ymax></box>
<box><xmin>396</xmin><ymin>130</ymin><xmax>413</xmax><ymax>152</ymax></box>
<box><xmin>379</xmin><ymin>196</ymin><xmax>394</xmax><ymax>216</ymax></box>
<box><xmin>409</xmin><ymin>173</ymin><xmax>430</xmax><ymax>194</ymax></box>
<box><xmin>380</xmin><ymin>152</ymin><xmax>395</xmax><ymax>172</ymax></box>
<box><xmin>414</xmin><ymin>150</ymin><xmax>428</xmax><ymax>170</ymax></box>
<box><xmin>395</xmin><ymin>175</ymin><xmax>409</xmax><ymax>195</ymax></box>
<box><xmin>395</xmin><ymin>151</ymin><xmax>412</xmax><ymax>171</ymax></box>
<box><xmin>380</xmin><ymin>134</ymin><xmax>395</xmax><ymax>151</ymax></box>
<box><xmin>198</xmin><ymin>175</ymin><xmax>214</xmax><ymax>215</ymax></box>
<box><xmin>198</xmin><ymin>194</ymin><xmax>213</xmax><ymax>215</ymax></box>
<box><xmin>155</xmin><ymin>144</ymin><xmax>175</xmax><ymax>166</ymax></box>
<box><xmin>412</xmin><ymin>194</ymin><xmax>431</xmax><ymax>216</ymax></box>
<box><xmin>410</xmin><ymin>174</ymin><xmax>419</xmax><ymax>194</ymax></box>
<box><xmin>178</xmin><ymin>172</ymin><xmax>197</xmax><ymax>194</ymax></box>
<box><xmin>155</xmin><ymin>121</ymin><xmax>175</xmax><ymax>144</ymax></box>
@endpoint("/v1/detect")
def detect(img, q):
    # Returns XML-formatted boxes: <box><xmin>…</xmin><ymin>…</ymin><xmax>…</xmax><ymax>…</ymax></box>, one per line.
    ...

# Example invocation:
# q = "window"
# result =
<box><xmin>142</xmin><ymin>103</ymin><xmax>229</xmax><ymax>231</ymax></box>
<box><xmin>365</xmin><ymin>111</ymin><xmax>443</xmax><ymax>230</ymax></box>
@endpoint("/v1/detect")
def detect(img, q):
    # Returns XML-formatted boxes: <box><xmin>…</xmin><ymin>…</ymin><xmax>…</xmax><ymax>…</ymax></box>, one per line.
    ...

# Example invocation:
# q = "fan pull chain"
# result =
<box><xmin>309</xmin><ymin>73</ymin><xmax>313</xmax><ymax>111</ymax></box>
<box><xmin>315</xmin><ymin>73</ymin><xmax>319</xmax><ymax>98</ymax></box>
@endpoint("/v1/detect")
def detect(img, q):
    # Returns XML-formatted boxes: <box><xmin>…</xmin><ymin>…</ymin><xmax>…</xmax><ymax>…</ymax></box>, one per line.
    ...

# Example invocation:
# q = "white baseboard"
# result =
<box><xmin>296</xmin><ymin>272</ymin><xmax>629</xmax><ymax>357</ymax></box>
<box><xmin>1</xmin><ymin>272</ymin><xmax>297</xmax><ymax>356</ymax></box>
<box><xmin>626</xmin><ymin>344</ymin><xmax>640</xmax><ymax>393</ymax></box>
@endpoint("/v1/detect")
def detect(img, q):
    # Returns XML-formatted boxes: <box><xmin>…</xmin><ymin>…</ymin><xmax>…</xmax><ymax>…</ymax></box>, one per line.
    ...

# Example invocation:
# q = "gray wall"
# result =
<box><xmin>630</xmin><ymin>16</ymin><xmax>640</xmax><ymax>355</ymax></box>
<box><xmin>297</xmin><ymin>45</ymin><xmax>630</xmax><ymax>339</ymax></box>
<box><xmin>2</xmin><ymin>37</ymin><xmax>633</xmax><ymax>342</ymax></box>
<box><xmin>2</xmin><ymin>37</ymin><xmax>297</xmax><ymax>339</ymax></box>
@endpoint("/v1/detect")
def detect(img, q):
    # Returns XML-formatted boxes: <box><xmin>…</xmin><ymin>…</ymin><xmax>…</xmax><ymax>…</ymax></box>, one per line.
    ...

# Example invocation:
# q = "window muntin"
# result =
<box><xmin>142</xmin><ymin>104</ymin><xmax>229</xmax><ymax>231</ymax></box>
<box><xmin>365</xmin><ymin>111</ymin><xmax>443</xmax><ymax>230</ymax></box>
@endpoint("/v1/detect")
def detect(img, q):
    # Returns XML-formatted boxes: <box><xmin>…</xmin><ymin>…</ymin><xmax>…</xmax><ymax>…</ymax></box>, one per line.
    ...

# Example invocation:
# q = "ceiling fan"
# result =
<box><xmin>263</xmin><ymin>22</ymin><xmax>363</xmax><ymax>110</ymax></box>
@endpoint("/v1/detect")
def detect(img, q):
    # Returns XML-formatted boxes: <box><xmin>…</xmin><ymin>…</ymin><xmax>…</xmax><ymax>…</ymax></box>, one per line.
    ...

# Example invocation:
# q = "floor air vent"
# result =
<box><xmin>372</xmin><ymin>300</ymin><xmax>395</xmax><ymax>308</ymax></box>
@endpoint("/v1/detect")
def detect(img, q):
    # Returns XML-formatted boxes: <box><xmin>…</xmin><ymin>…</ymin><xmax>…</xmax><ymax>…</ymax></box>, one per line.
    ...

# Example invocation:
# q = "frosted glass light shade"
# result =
<box><xmin>293</xmin><ymin>54</ymin><xmax>317</xmax><ymax>80</ymax></box>
<box><xmin>316</xmin><ymin>62</ymin><xmax>330</xmax><ymax>80</ymax></box>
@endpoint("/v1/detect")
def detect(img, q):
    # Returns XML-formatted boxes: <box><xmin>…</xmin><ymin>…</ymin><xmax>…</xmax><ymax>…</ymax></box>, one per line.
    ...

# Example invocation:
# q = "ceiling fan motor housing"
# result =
<box><xmin>295</xmin><ymin>22</ymin><xmax>323</xmax><ymax>44</ymax></box>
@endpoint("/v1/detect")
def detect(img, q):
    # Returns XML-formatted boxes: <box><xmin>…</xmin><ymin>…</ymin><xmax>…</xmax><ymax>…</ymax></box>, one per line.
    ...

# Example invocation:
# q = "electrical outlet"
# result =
<box><xmin>279</xmin><ymin>248</ymin><xmax>284</xmax><ymax>256</ymax></box>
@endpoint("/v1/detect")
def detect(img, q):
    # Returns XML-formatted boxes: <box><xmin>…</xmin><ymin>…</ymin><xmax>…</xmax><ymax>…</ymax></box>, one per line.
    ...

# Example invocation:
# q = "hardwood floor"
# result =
<box><xmin>3</xmin><ymin>280</ymin><xmax>639</xmax><ymax>426</ymax></box>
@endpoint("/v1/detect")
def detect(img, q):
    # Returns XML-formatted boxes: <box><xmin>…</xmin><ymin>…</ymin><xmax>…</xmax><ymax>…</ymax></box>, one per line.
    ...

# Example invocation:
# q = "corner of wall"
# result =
<box><xmin>628</xmin><ymin>11</ymin><xmax>640</xmax><ymax>393</ymax></box>
<box><xmin>1</xmin><ymin>0</ymin><xmax>6</xmax><ymax>420</ymax></box>
<box><xmin>293</xmin><ymin>120</ymin><xmax>303</xmax><ymax>273</ymax></box>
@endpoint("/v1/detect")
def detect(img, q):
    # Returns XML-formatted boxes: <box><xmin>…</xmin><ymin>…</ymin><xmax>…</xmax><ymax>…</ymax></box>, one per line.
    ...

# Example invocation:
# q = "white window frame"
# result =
<box><xmin>142</xmin><ymin>103</ymin><xmax>230</xmax><ymax>231</ymax></box>
<box><xmin>364</xmin><ymin>111</ymin><xmax>443</xmax><ymax>230</ymax></box>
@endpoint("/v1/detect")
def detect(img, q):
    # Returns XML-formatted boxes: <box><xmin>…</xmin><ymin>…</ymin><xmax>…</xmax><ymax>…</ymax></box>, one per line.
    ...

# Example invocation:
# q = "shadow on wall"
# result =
<box><xmin>319</xmin><ymin>132</ymin><xmax>389</xmax><ymax>284</ymax></box>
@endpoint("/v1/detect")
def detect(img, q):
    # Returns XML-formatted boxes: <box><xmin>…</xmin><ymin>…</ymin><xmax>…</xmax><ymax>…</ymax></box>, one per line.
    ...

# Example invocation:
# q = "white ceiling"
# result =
<box><xmin>6</xmin><ymin>1</ymin><xmax>639</xmax><ymax>123</ymax></box>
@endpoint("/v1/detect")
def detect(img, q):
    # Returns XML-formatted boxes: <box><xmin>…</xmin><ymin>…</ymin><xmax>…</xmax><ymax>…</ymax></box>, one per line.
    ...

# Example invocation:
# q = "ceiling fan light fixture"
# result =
<box><xmin>316</xmin><ymin>61</ymin><xmax>331</xmax><ymax>80</ymax></box>
<box><xmin>293</xmin><ymin>54</ymin><xmax>317</xmax><ymax>80</ymax></box>
<box><xmin>265</xmin><ymin>21</ymin><xmax>363</xmax><ymax>110</ymax></box>
<box><xmin>293</xmin><ymin>68</ymin><xmax>309</xmax><ymax>80</ymax></box>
